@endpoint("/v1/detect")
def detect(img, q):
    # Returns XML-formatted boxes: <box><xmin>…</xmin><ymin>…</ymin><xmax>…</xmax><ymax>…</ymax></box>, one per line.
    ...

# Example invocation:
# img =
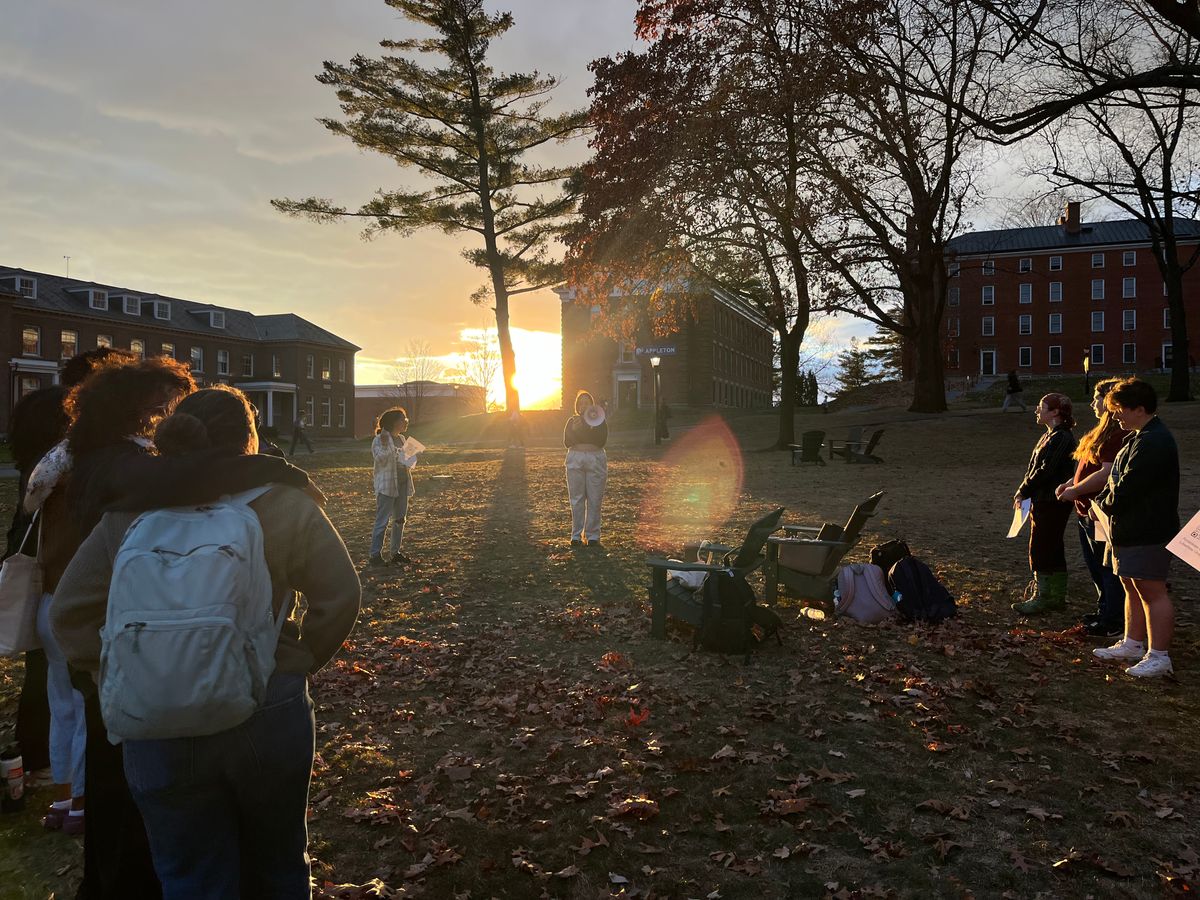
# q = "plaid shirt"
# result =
<box><xmin>372</xmin><ymin>433</ymin><xmax>402</xmax><ymax>496</ymax></box>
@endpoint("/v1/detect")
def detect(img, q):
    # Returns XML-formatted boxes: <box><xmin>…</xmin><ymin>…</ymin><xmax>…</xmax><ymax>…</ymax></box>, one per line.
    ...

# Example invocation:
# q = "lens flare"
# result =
<box><xmin>637</xmin><ymin>416</ymin><xmax>744</xmax><ymax>551</ymax></box>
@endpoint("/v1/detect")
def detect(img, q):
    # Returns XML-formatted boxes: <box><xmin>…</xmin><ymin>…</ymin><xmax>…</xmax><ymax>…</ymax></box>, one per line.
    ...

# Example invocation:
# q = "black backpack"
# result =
<box><xmin>888</xmin><ymin>556</ymin><xmax>956</xmax><ymax>623</ymax></box>
<box><xmin>695</xmin><ymin>571</ymin><xmax>780</xmax><ymax>659</ymax></box>
<box><xmin>869</xmin><ymin>539</ymin><xmax>911</xmax><ymax>576</ymax></box>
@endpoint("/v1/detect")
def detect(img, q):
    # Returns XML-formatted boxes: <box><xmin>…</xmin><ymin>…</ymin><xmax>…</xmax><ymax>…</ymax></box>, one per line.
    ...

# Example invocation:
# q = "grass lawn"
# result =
<box><xmin>1</xmin><ymin>402</ymin><xmax>1198</xmax><ymax>899</ymax></box>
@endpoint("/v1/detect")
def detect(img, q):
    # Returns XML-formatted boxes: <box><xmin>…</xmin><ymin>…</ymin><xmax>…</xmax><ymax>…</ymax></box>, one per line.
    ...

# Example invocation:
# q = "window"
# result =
<box><xmin>337</xmin><ymin>398</ymin><xmax>346</xmax><ymax>428</ymax></box>
<box><xmin>1049</xmin><ymin>313</ymin><xmax>1063</xmax><ymax>334</ymax></box>
<box><xmin>946</xmin><ymin>317</ymin><xmax>960</xmax><ymax>337</ymax></box>
<box><xmin>191</xmin><ymin>347</ymin><xmax>204</xmax><ymax>373</ymax></box>
<box><xmin>19</xmin><ymin>375</ymin><xmax>40</xmax><ymax>398</ymax></box>
<box><xmin>217</xmin><ymin>350</ymin><xmax>230</xmax><ymax>376</ymax></box>
<box><xmin>1164</xmin><ymin>308</ymin><xmax>1171</xmax><ymax>328</ymax></box>
<box><xmin>1019</xmin><ymin>346</ymin><xmax>1032</xmax><ymax>368</ymax></box>
<box><xmin>123</xmin><ymin>295</ymin><xmax>141</xmax><ymax>315</ymax></box>
<box><xmin>305</xmin><ymin>396</ymin><xmax>315</xmax><ymax>423</ymax></box>
<box><xmin>1019</xmin><ymin>258</ymin><xmax>1032</xmax><ymax>273</ymax></box>
<box><xmin>1123</xmin><ymin>343</ymin><xmax>1136</xmax><ymax>364</ymax></box>
<box><xmin>1091</xmin><ymin>311</ymin><xmax>1105</xmax><ymax>332</ymax></box>
<box><xmin>130</xmin><ymin>339</ymin><xmax>144</xmax><ymax>360</ymax></box>
<box><xmin>1122</xmin><ymin>277</ymin><xmax>1136</xmax><ymax>298</ymax></box>
<box><xmin>619</xmin><ymin>342</ymin><xmax>635</xmax><ymax>363</ymax></box>
<box><xmin>97</xmin><ymin>334</ymin><xmax>112</xmax><ymax>348</ymax></box>
<box><xmin>1049</xmin><ymin>345</ymin><xmax>1063</xmax><ymax>367</ymax></box>
<box><xmin>21</xmin><ymin>326</ymin><xmax>40</xmax><ymax>356</ymax></box>
<box><xmin>947</xmin><ymin>348</ymin><xmax>960</xmax><ymax>368</ymax></box>
<box><xmin>982</xmin><ymin>258</ymin><xmax>995</xmax><ymax>275</ymax></box>
<box><xmin>210</xmin><ymin>311</ymin><xmax>225</xmax><ymax>329</ymax></box>
<box><xmin>337</xmin><ymin>359</ymin><xmax>346</xmax><ymax>382</ymax></box>
<box><xmin>7</xmin><ymin>276</ymin><xmax>37</xmax><ymax>298</ymax></box>
<box><xmin>948</xmin><ymin>262</ymin><xmax>961</xmax><ymax>277</ymax></box>
<box><xmin>1091</xmin><ymin>279</ymin><xmax>1105</xmax><ymax>300</ymax></box>
<box><xmin>1090</xmin><ymin>344</ymin><xmax>1105</xmax><ymax>366</ymax></box>
<box><xmin>982</xmin><ymin>316</ymin><xmax>995</xmax><ymax>336</ymax></box>
<box><xmin>1019</xmin><ymin>314</ymin><xmax>1032</xmax><ymax>335</ymax></box>
<box><xmin>1049</xmin><ymin>255</ymin><xmax>1062</xmax><ymax>271</ymax></box>
<box><xmin>1163</xmin><ymin>343</ymin><xmax>1173</xmax><ymax>366</ymax></box>
<box><xmin>161</xmin><ymin>342</ymin><xmax>175</xmax><ymax>359</ymax></box>
<box><xmin>1049</xmin><ymin>281</ymin><xmax>1063</xmax><ymax>302</ymax></box>
<box><xmin>60</xmin><ymin>330</ymin><xmax>78</xmax><ymax>359</ymax></box>
<box><xmin>947</xmin><ymin>286</ymin><xmax>960</xmax><ymax>307</ymax></box>
<box><xmin>243</xmin><ymin>354</ymin><xmax>254</xmax><ymax>377</ymax></box>
<box><xmin>1091</xmin><ymin>252</ymin><xmax>1105</xmax><ymax>268</ymax></box>
<box><xmin>1123</xmin><ymin>250</ymin><xmax>1136</xmax><ymax>266</ymax></box>
<box><xmin>1019</xmin><ymin>283</ymin><xmax>1032</xmax><ymax>304</ymax></box>
<box><xmin>320</xmin><ymin>398</ymin><xmax>331</xmax><ymax>428</ymax></box>
<box><xmin>981</xmin><ymin>285</ymin><xmax>995</xmax><ymax>304</ymax></box>
<box><xmin>154</xmin><ymin>300</ymin><xmax>171</xmax><ymax>320</ymax></box>
<box><xmin>271</xmin><ymin>354</ymin><xmax>281</xmax><ymax>377</ymax></box>
<box><xmin>90</xmin><ymin>290</ymin><xmax>109</xmax><ymax>311</ymax></box>
<box><xmin>1123</xmin><ymin>309</ymin><xmax>1136</xmax><ymax>331</ymax></box>
<box><xmin>321</xmin><ymin>357</ymin><xmax>331</xmax><ymax>381</ymax></box>
<box><xmin>305</xmin><ymin>355</ymin><xmax>314</xmax><ymax>379</ymax></box>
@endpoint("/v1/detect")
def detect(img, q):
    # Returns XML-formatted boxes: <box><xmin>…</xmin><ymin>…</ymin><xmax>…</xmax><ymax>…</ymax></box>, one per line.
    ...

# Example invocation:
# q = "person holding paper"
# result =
<box><xmin>1011</xmin><ymin>393</ymin><xmax>1077</xmax><ymax>616</ymax></box>
<box><xmin>564</xmin><ymin>390</ymin><xmax>608</xmax><ymax>549</ymax></box>
<box><xmin>1055</xmin><ymin>378</ymin><xmax>1128</xmax><ymax>637</ymax></box>
<box><xmin>1092</xmin><ymin>379</ymin><xmax>1180</xmax><ymax>678</ymax></box>
<box><xmin>370</xmin><ymin>407</ymin><xmax>416</xmax><ymax>567</ymax></box>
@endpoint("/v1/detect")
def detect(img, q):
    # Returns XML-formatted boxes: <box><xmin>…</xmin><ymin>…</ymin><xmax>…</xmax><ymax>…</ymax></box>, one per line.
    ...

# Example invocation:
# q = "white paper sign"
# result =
<box><xmin>1090</xmin><ymin>500</ymin><xmax>1112</xmax><ymax>544</ymax></box>
<box><xmin>1167</xmin><ymin>509</ymin><xmax>1200</xmax><ymax>574</ymax></box>
<box><xmin>1007</xmin><ymin>499</ymin><xmax>1031</xmax><ymax>538</ymax></box>
<box><xmin>399</xmin><ymin>435</ymin><xmax>426</xmax><ymax>468</ymax></box>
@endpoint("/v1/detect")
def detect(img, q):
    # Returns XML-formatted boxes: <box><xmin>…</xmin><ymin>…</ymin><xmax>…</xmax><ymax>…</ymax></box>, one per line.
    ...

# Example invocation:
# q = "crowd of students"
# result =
<box><xmin>5</xmin><ymin>349</ymin><xmax>361</xmax><ymax>898</ymax></box>
<box><xmin>1012</xmin><ymin>377</ymin><xmax>1181</xmax><ymax>679</ymax></box>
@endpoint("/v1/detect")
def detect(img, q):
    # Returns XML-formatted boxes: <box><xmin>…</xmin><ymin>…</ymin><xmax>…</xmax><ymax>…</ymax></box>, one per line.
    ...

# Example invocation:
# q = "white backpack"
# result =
<box><xmin>99</xmin><ymin>487</ymin><xmax>281</xmax><ymax>743</ymax></box>
<box><xmin>835</xmin><ymin>563</ymin><xmax>896</xmax><ymax>624</ymax></box>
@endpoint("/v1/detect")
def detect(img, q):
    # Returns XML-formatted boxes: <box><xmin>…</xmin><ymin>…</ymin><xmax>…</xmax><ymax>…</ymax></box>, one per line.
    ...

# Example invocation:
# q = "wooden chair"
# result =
<box><xmin>763</xmin><ymin>492</ymin><xmax>885</xmax><ymax>606</ymax></box>
<box><xmin>789</xmin><ymin>430</ymin><xmax>827</xmax><ymax>466</ymax></box>
<box><xmin>845</xmin><ymin>429</ymin><xmax>884</xmax><ymax>464</ymax></box>
<box><xmin>827</xmin><ymin>426</ymin><xmax>863</xmax><ymax>461</ymax></box>
<box><xmin>648</xmin><ymin>507</ymin><xmax>785</xmax><ymax>639</ymax></box>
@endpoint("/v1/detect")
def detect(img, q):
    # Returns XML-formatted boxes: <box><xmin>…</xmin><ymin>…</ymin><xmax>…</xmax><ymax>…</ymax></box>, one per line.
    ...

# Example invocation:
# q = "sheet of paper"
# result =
<box><xmin>1090</xmin><ymin>500</ymin><xmax>1111</xmax><ymax>543</ymax></box>
<box><xmin>1167</xmin><ymin>508</ymin><xmax>1200</xmax><ymax>574</ymax></box>
<box><xmin>399</xmin><ymin>436</ymin><xmax>426</xmax><ymax>466</ymax></box>
<box><xmin>1006</xmin><ymin>499</ymin><xmax>1031</xmax><ymax>538</ymax></box>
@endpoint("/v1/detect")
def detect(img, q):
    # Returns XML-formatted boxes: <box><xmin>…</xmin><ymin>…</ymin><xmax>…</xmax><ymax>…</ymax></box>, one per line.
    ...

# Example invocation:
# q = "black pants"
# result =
<box><xmin>76</xmin><ymin>689</ymin><xmax>161</xmax><ymax>900</ymax></box>
<box><xmin>288</xmin><ymin>430</ymin><xmax>313</xmax><ymax>455</ymax></box>
<box><xmin>15</xmin><ymin>649</ymin><xmax>51</xmax><ymax>771</ymax></box>
<box><xmin>1028</xmin><ymin>499</ymin><xmax>1072</xmax><ymax>573</ymax></box>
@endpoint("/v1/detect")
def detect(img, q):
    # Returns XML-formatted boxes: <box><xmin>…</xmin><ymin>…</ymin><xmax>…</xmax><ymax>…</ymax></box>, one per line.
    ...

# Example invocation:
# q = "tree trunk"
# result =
<box><xmin>775</xmin><ymin>331</ymin><xmax>801</xmax><ymax>449</ymax></box>
<box><xmin>1165</xmin><ymin>278</ymin><xmax>1193</xmax><ymax>402</ymax></box>
<box><xmin>492</xmin><ymin>285</ymin><xmax>520</xmax><ymax>413</ymax></box>
<box><xmin>909</xmin><ymin>319</ymin><xmax>947</xmax><ymax>413</ymax></box>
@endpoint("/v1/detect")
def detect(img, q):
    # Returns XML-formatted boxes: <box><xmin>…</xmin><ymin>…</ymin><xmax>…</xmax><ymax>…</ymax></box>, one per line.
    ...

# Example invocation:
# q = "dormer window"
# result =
<box><xmin>90</xmin><ymin>290</ymin><xmax>109</xmax><ymax>311</ymax></box>
<box><xmin>121</xmin><ymin>295</ymin><xmax>142</xmax><ymax>315</ymax></box>
<box><xmin>0</xmin><ymin>275</ymin><xmax>37</xmax><ymax>298</ymax></box>
<box><xmin>210</xmin><ymin>311</ymin><xmax>225</xmax><ymax>329</ymax></box>
<box><xmin>153</xmin><ymin>300</ymin><xmax>171</xmax><ymax>320</ymax></box>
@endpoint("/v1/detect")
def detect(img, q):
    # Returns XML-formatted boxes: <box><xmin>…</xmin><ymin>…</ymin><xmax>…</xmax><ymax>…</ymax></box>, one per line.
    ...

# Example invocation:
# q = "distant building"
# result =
<box><xmin>557</xmin><ymin>282</ymin><xmax>774</xmax><ymax>411</ymax></box>
<box><xmin>944</xmin><ymin>203</ymin><xmax>1200</xmax><ymax>377</ymax></box>
<box><xmin>355</xmin><ymin>381</ymin><xmax>486</xmax><ymax>437</ymax></box>
<box><xmin>0</xmin><ymin>266</ymin><xmax>359</xmax><ymax>438</ymax></box>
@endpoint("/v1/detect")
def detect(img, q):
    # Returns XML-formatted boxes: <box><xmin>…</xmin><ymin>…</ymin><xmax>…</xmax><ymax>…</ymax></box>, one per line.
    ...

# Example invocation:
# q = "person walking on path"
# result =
<box><xmin>370</xmin><ymin>407</ymin><xmax>415</xmax><ymax>567</ymax></box>
<box><xmin>1055</xmin><ymin>378</ymin><xmax>1127</xmax><ymax>637</ymax></box>
<box><xmin>564</xmin><ymin>390</ymin><xmax>608</xmax><ymax>549</ymax></box>
<box><xmin>1012</xmin><ymin>393</ymin><xmax>1077</xmax><ymax>616</ymax></box>
<box><xmin>289</xmin><ymin>411</ymin><xmax>314</xmax><ymax>457</ymax></box>
<box><xmin>1091</xmin><ymin>379</ymin><xmax>1181</xmax><ymax>678</ymax></box>
<box><xmin>1002</xmin><ymin>371</ymin><xmax>1026</xmax><ymax>412</ymax></box>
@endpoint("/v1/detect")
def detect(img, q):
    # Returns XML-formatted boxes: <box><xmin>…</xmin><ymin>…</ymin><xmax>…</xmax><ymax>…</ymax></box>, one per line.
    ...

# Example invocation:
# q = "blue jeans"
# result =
<box><xmin>123</xmin><ymin>673</ymin><xmax>315</xmax><ymax>900</ymax></box>
<box><xmin>1077</xmin><ymin>517</ymin><xmax>1124</xmax><ymax>626</ymax></box>
<box><xmin>36</xmin><ymin>593</ymin><xmax>86</xmax><ymax>796</ymax></box>
<box><xmin>371</xmin><ymin>492</ymin><xmax>409</xmax><ymax>557</ymax></box>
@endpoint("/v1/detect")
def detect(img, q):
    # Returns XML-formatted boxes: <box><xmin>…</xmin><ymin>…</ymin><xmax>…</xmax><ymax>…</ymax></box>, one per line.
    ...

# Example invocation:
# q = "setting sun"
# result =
<box><xmin>503</xmin><ymin>329</ymin><xmax>563</xmax><ymax>411</ymax></box>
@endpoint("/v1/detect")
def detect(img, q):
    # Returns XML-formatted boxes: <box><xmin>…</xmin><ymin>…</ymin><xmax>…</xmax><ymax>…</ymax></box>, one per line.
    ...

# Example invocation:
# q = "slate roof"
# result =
<box><xmin>947</xmin><ymin>218</ymin><xmax>1200</xmax><ymax>256</ymax></box>
<box><xmin>0</xmin><ymin>266</ymin><xmax>360</xmax><ymax>351</ymax></box>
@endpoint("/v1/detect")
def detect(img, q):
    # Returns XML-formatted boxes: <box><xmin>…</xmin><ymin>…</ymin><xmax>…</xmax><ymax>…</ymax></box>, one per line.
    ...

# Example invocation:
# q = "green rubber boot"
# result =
<box><xmin>1042</xmin><ymin>572</ymin><xmax>1068</xmax><ymax>611</ymax></box>
<box><xmin>1012</xmin><ymin>572</ymin><xmax>1054</xmax><ymax>615</ymax></box>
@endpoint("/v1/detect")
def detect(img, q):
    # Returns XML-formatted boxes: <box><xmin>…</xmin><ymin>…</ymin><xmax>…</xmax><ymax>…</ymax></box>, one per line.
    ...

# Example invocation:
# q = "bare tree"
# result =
<box><xmin>462</xmin><ymin>325</ymin><xmax>501</xmax><ymax>413</ymax></box>
<box><xmin>390</xmin><ymin>339</ymin><xmax>443</xmax><ymax>424</ymax></box>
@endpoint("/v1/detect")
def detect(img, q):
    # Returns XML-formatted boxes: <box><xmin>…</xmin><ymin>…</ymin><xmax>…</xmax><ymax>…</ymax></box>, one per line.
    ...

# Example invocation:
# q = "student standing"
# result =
<box><xmin>1011</xmin><ymin>393</ymin><xmax>1077</xmax><ymax>616</ymax></box>
<box><xmin>1092</xmin><ymin>379</ymin><xmax>1181</xmax><ymax>678</ymax></box>
<box><xmin>370</xmin><ymin>407</ymin><xmax>415</xmax><ymax>566</ymax></box>
<box><xmin>564</xmin><ymin>391</ymin><xmax>608</xmax><ymax>549</ymax></box>
<box><xmin>289</xmin><ymin>411</ymin><xmax>314</xmax><ymax>457</ymax></box>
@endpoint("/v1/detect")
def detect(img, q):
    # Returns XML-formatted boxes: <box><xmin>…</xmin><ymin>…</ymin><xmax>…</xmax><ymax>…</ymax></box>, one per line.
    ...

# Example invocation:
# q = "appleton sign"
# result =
<box><xmin>634</xmin><ymin>344</ymin><xmax>677</xmax><ymax>357</ymax></box>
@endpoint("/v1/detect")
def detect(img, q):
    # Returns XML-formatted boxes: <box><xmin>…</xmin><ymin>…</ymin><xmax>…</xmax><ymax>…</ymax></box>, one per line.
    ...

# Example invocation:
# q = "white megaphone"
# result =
<box><xmin>583</xmin><ymin>405</ymin><xmax>606</xmax><ymax>427</ymax></box>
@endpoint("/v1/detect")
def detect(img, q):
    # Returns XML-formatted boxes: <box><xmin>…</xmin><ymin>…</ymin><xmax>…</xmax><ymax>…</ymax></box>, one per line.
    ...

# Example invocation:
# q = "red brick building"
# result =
<box><xmin>557</xmin><ymin>282</ymin><xmax>774</xmax><ymax>411</ymax></box>
<box><xmin>943</xmin><ymin>205</ymin><xmax>1200</xmax><ymax>378</ymax></box>
<box><xmin>1</xmin><ymin>266</ymin><xmax>359</xmax><ymax>438</ymax></box>
<box><xmin>355</xmin><ymin>382</ymin><xmax>486</xmax><ymax>437</ymax></box>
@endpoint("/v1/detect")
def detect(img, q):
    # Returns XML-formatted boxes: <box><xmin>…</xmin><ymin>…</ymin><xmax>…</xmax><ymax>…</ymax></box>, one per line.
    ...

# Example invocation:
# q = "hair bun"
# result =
<box><xmin>155</xmin><ymin>412</ymin><xmax>210</xmax><ymax>456</ymax></box>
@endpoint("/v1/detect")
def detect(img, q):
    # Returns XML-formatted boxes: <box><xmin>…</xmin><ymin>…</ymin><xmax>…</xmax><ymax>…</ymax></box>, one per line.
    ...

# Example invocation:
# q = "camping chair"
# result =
<box><xmin>763</xmin><ymin>492</ymin><xmax>885</xmax><ymax>606</ymax></box>
<box><xmin>790</xmin><ymin>430</ymin><xmax>827</xmax><ymax>466</ymax></box>
<box><xmin>648</xmin><ymin>507</ymin><xmax>785</xmax><ymax>639</ymax></box>
<box><xmin>827</xmin><ymin>426</ymin><xmax>864</xmax><ymax>460</ymax></box>
<box><xmin>835</xmin><ymin>428</ymin><xmax>885</xmax><ymax>464</ymax></box>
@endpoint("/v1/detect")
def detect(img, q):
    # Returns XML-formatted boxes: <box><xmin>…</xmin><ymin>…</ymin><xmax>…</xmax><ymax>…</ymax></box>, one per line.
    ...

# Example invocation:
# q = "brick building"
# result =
<box><xmin>355</xmin><ymin>381</ymin><xmax>487</xmax><ymax>437</ymax></box>
<box><xmin>1</xmin><ymin>266</ymin><xmax>359</xmax><ymax>438</ymax></box>
<box><xmin>557</xmin><ymin>282</ymin><xmax>774</xmax><ymax>411</ymax></box>
<box><xmin>943</xmin><ymin>204</ymin><xmax>1200</xmax><ymax>378</ymax></box>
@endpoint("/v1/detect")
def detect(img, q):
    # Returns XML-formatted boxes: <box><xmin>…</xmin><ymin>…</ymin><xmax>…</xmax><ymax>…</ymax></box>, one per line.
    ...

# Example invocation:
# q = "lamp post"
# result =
<box><xmin>1083</xmin><ymin>351</ymin><xmax>1091</xmax><ymax>396</ymax></box>
<box><xmin>650</xmin><ymin>356</ymin><xmax>661</xmax><ymax>445</ymax></box>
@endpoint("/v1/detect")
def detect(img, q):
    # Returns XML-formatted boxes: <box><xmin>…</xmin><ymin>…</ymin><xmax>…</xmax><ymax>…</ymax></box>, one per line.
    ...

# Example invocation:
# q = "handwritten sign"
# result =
<box><xmin>1167</xmin><ymin>509</ymin><xmax>1200</xmax><ymax>574</ymax></box>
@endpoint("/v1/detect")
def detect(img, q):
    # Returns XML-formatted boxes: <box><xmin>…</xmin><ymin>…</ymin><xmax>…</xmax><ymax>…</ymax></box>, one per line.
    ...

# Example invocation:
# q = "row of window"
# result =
<box><xmin>950</xmin><ymin>250</ymin><xmax>1140</xmax><ymax>277</ymax></box>
<box><xmin>713</xmin><ymin>344</ymin><xmax>768</xmax><ymax>385</ymax></box>
<box><xmin>712</xmin><ymin>380</ymin><xmax>768</xmax><ymax>408</ymax></box>
<box><xmin>951</xmin><ymin>277</ymin><xmax>1149</xmax><ymax>306</ymax></box>
<box><xmin>302</xmin><ymin>395</ymin><xmax>347</xmax><ymax>429</ymax></box>
<box><xmin>949</xmin><ymin>308</ymin><xmax>1171</xmax><ymax>338</ymax></box>
<box><xmin>949</xmin><ymin>343</ymin><xmax>1175</xmax><ymax>370</ymax></box>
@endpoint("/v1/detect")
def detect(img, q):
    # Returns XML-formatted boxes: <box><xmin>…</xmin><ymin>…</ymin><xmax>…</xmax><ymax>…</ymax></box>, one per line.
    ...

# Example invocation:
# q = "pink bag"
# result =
<box><xmin>835</xmin><ymin>563</ymin><xmax>895</xmax><ymax>624</ymax></box>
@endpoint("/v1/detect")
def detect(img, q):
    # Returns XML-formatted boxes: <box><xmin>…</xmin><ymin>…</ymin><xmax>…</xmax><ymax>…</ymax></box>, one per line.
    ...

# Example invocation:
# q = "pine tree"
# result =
<box><xmin>835</xmin><ymin>338</ymin><xmax>872</xmax><ymax>396</ymax></box>
<box><xmin>273</xmin><ymin>0</ymin><xmax>585</xmax><ymax>412</ymax></box>
<box><xmin>864</xmin><ymin>324</ymin><xmax>904</xmax><ymax>381</ymax></box>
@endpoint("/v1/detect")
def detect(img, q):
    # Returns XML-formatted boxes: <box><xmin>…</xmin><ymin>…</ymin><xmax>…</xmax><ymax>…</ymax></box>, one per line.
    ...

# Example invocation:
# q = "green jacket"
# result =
<box><xmin>1096</xmin><ymin>416</ymin><xmax>1180</xmax><ymax>546</ymax></box>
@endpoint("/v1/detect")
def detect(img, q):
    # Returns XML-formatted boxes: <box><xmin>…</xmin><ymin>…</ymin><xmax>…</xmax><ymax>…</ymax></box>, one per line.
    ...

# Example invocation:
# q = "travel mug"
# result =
<box><xmin>0</xmin><ymin>748</ymin><xmax>25</xmax><ymax>813</ymax></box>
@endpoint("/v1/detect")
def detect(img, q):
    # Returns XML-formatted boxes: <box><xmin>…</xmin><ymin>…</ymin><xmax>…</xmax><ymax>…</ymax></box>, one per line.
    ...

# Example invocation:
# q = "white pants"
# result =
<box><xmin>566</xmin><ymin>448</ymin><xmax>607</xmax><ymax>542</ymax></box>
<box><xmin>36</xmin><ymin>593</ymin><xmax>86</xmax><ymax>796</ymax></box>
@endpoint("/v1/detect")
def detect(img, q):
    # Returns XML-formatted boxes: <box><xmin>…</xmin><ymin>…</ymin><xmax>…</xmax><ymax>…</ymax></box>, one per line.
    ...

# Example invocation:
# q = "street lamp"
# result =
<box><xmin>650</xmin><ymin>356</ymin><xmax>661</xmax><ymax>446</ymax></box>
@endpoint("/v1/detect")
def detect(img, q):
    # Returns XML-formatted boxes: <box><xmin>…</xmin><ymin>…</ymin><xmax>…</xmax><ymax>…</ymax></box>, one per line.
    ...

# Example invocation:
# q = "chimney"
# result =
<box><xmin>1057</xmin><ymin>201</ymin><xmax>1081</xmax><ymax>234</ymax></box>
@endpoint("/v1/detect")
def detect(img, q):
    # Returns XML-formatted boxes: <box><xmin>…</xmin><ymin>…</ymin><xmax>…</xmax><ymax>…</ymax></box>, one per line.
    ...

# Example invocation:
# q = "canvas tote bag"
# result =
<box><xmin>0</xmin><ymin>512</ymin><xmax>43</xmax><ymax>656</ymax></box>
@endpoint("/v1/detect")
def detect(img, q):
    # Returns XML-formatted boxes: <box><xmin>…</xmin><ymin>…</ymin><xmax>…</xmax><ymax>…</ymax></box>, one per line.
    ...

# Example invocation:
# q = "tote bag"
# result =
<box><xmin>0</xmin><ymin>513</ymin><xmax>43</xmax><ymax>656</ymax></box>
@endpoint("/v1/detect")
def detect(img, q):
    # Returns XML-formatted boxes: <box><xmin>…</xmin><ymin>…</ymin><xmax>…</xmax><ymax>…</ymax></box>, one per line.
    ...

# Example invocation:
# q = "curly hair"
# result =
<box><xmin>66</xmin><ymin>357</ymin><xmax>195</xmax><ymax>457</ymax></box>
<box><xmin>155</xmin><ymin>385</ymin><xmax>257</xmax><ymax>457</ymax></box>
<box><xmin>375</xmin><ymin>407</ymin><xmax>408</xmax><ymax>435</ymax></box>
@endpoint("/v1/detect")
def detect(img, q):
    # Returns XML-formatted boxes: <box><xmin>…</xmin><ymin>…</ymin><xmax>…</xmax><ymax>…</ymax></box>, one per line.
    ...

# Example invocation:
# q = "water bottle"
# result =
<box><xmin>832</xmin><ymin>588</ymin><xmax>842</xmax><ymax>612</ymax></box>
<box><xmin>0</xmin><ymin>747</ymin><xmax>25</xmax><ymax>813</ymax></box>
<box><xmin>891</xmin><ymin>590</ymin><xmax>902</xmax><ymax>607</ymax></box>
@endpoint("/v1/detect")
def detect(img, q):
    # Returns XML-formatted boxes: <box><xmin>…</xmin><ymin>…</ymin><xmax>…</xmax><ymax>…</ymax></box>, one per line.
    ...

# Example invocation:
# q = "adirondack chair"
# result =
<box><xmin>648</xmin><ymin>507</ymin><xmax>785</xmax><ymax>639</ymax></box>
<box><xmin>845</xmin><ymin>428</ymin><xmax>884</xmax><ymax>464</ymax></box>
<box><xmin>789</xmin><ymin>430</ymin><xmax>827</xmax><ymax>466</ymax></box>
<box><xmin>763</xmin><ymin>491</ymin><xmax>885</xmax><ymax>605</ymax></box>
<box><xmin>827</xmin><ymin>426</ymin><xmax>863</xmax><ymax>460</ymax></box>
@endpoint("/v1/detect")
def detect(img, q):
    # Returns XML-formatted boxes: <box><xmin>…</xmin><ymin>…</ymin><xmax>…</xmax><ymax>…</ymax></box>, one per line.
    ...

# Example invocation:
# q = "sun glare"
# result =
<box><xmin>493</xmin><ymin>329</ymin><xmax>562</xmax><ymax>410</ymax></box>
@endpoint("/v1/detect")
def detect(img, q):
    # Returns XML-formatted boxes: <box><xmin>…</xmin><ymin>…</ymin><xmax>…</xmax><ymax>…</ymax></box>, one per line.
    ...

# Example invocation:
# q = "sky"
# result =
<box><xmin>0</xmin><ymin>0</ymin><xmax>647</xmax><ymax>409</ymax></box>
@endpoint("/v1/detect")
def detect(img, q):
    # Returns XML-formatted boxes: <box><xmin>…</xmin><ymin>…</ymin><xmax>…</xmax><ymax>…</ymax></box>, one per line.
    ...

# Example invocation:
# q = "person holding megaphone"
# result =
<box><xmin>564</xmin><ymin>390</ymin><xmax>608</xmax><ymax>549</ymax></box>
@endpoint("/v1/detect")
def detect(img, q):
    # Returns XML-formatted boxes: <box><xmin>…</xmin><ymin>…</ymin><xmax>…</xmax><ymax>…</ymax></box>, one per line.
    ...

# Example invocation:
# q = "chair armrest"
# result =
<box><xmin>781</xmin><ymin>524</ymin><xmax>822</xmax><ymax>535</ymax></box>
<box><xmin>766</xmin><ymin>537</ymin><xmax>849</xmax><ymax>549</ymax></box>
<box><xmin>646</xmin><ymin>557</ymin><xmax>730</xmax><ymax>573</ymax></box>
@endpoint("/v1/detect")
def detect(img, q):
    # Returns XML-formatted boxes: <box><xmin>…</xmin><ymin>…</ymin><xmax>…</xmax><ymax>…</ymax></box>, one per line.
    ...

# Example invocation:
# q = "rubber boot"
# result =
<box><xmin>1042</xmin><ymin>572</ymin><xmax>1068</xmax><ymax>611</ymax></box>
<box><xmin>1012</xmin><ymin>572</ymin><xmax>1052</xmax><ymax>615</ymax></box>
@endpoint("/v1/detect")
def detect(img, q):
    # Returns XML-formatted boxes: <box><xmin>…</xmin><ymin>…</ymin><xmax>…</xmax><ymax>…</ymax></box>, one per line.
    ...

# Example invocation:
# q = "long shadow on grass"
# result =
<box><xmin>465</xmin><ymin>449</ymin><xmax>534</xmax><ymax>613</ymax></box>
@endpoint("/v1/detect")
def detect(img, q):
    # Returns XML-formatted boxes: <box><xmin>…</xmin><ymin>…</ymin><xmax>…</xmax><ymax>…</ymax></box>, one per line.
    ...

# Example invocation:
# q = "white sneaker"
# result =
<box><xmin>1125</xmin><ymin>655</ymin><xmax>1173</xmax><ymax>678</ymax></box>
<box><xmin>1093</xmin><ymin>640</ymin><xmax>1145</xmax><ymax>661</ymax></box>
